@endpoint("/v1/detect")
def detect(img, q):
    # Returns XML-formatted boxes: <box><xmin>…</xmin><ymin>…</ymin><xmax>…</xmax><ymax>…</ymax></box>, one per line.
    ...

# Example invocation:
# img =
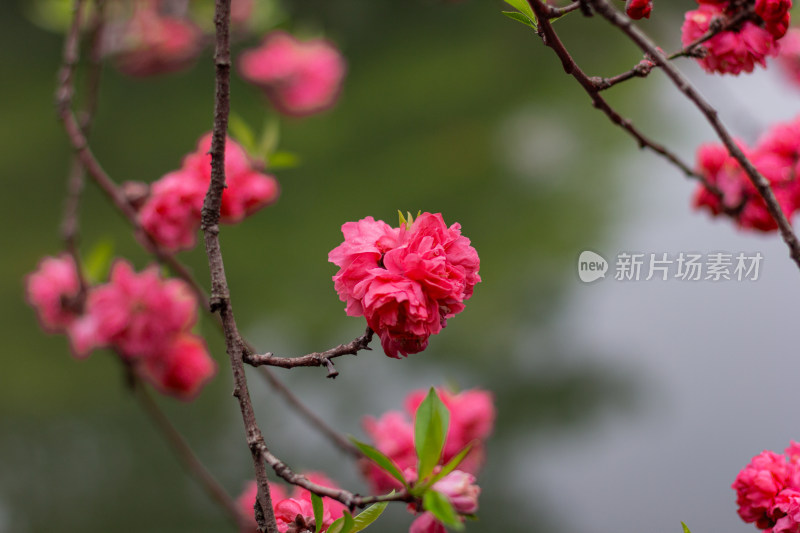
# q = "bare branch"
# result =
<box><xmin>245</xmin><ymin>328</ymin><xmax>374</xmax><ymax>378</ymax></box>
<box><xmin>200</xmin><ymin>0</ymin><xmax>278</xmax><ymax>530</ymax></box>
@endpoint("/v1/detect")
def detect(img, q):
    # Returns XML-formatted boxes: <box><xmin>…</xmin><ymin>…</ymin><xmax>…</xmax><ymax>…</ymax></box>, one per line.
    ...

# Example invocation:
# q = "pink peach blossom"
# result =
<box><xmin>25</xmin><ymin>254</ymin><xmax>82</xmax><ymax>334</ymax></box>
<box><xmin>138</xmin><ymin>133</ymin><xmax>279</xmax><ymax>251</ymax></box>
<box><xmin>108</xmin><ymin>3</ymin><xmax>202</xmax><ymax>77</ymax></box>
<box><xmin>409</xmin><ymin>512</ymin><xmax>448</xmax><ymax>533</ymax></box>
<box><xmin>362</xmin><ymin>410</ymin><xmax>417</xmax><ymax>492</ymax></box>
<box><xmin>329</xmin><ymin>213</ymin><xmax>480</xmax><ymax>358</ymax></box>
<box><xmin>140</xmin><ymin>333</ymin><xmax>216</xmax><ymax>400</ymax></box>
<box><xmin>139</xmin><ymin>169</ymin><xmax>207</xmax><ymax>252</ymax></box>
<box><xmin>431</xmin><ymin>470</ymin><xmax>480</xmax><ymax>514</ymax></box>
<box><xmin>681</xmin><ymin>3</ymin><xmax>780</xmax><ymax>75</ymax></box>
<box><xmin>237</xmin><ymin>473</ymin><xmax>344</xmax><ymax>532</ymax></box>
<box><xmin>733</xmin><ymin>450</ymin><xmax>795</xmax><ymax>529</ymax></box>
<box><xmin>76</xmin><ymin>260</ymin><xmax>196</xmax><ymax>359</ymax></box>
<box><xmin>239</xmin><ymin>31</ymin><xmax>347</xmax><ymax>117</ymax></box>
<box><xmin>626</xmin><ymin>0</ymin><xmax>653</xmax><ymax>19</ymax></box>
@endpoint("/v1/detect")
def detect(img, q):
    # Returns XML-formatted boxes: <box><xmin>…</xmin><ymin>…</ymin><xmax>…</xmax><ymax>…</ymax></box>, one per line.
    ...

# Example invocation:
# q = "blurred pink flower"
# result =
<box><xmin>108</xmin><ymin>2</ymin><xmax>202</xmax><ymax>77</ymax></box>
<box><xmin>140</xmin><ymin>333</ymin><xmax>216</xmax><ymax>400</ymax></box>
<box><xmin>26</xmin><ymin>254</ymin><xmax>82</xmax><ymax>335</ymax></box>
<box><xmin>239</xmin><ymin>31</ymin><xmax>347</xmax><ymax>117</ymax></box>
<box><xmin>138</xmin><ymin>133</ymin><xmax>279</xmax><ymax>251</ymax></box>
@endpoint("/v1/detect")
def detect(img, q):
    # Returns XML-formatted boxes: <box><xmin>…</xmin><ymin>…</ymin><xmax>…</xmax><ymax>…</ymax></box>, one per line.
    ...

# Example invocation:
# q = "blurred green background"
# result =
<box><xmin>0</xmin><ymin>0</ymin><xmax>699</xmax><ymax>531</ymax></box>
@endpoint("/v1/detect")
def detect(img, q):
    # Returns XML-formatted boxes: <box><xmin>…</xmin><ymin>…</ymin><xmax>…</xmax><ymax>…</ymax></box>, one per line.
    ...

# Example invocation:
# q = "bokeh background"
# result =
<box><xmin>4</xmin><ymin>0</ymin><xmax>800</xmax><ymax>532</ymax></box>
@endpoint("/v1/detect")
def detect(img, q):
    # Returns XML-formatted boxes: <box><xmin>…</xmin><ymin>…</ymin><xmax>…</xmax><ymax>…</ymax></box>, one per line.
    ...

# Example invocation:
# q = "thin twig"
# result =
<box><xmin>133</xmin><ymin>378</ymin><xmax>250</xmax><ymax>530</ymax></box>
<box><xmin>200</xmin><ymin>0</ymin><xmax>278</xmax><ymax>530</ymax></box>
<box><xmin>587</xmin><ymin>0</ymin><xmax>800</xmax><ymax>270</ymax></box>
<box><xmin>256</xmin><ymin>367</ymin><xmax>362</xmax><ymax>458</ymax></box>
<box><xmin>60</xmin><ymin>0</ymin><xmax>106</xmax><ymax>302</ymax></box>
<box><xmin>259</xmin><ymin>446</ymin><xmax>413</xmax><ymax>509</ymax></box>
<box><xmin>526</xmin><ymin>0</ymin><xmax>723</xmax><ymax>196</ymax></box>
<box><xmin>245</xmin><ymin>328</ymin><xmax>374</xmax><ymax>378</ymax></box>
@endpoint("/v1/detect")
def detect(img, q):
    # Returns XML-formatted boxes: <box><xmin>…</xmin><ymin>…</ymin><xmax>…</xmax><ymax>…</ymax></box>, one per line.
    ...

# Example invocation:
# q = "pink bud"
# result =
<box><xmin>432</xmin><ymin>470</ymin><xmax>480</xmax><ymax>514</ymax></box>
<box><xmin>625</xmin><ymin>0</ymin><xmax>652</xmax><ymax>20</ymax></box>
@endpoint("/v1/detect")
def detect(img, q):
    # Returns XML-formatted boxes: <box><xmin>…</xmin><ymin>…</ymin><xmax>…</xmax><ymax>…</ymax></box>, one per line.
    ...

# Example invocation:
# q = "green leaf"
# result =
<box><xmin>423</xmin><ymin>490</ymin><xmax>463</xmax><ymax>531</ymax></box>
<box><xmin>258</xmin><ymin>115</ymin><xmax>281</xmax><ymax>160</ymax></box>
<box><xmin>350</xmin><ymin>499</ymin><xmax>390</xmax><ymax>532</ymax></box>
<box><xmin>328</xmin><ymin>511</ymin><xmax>355</xmax><ymax>533</ymax></box>
<box><xmin>503</xmin><ymin>0</ymin><xmax>536</xmax><ymax>22</ymax></box>
<box><xmin>268</xmin><ymin>151</ymin><xmax>301</xmax><ymax>169</ymax></box>
<box><xmin>228</xmin><ymin>113</ymin><xmax>257</xmax><ymax>155</ymax></box>
<box><xmin>681</xmin><ymin>522</ymin><xmax>692</xmax><ymax>533</ymax></box>
<box><xmin>350</xmin><ymin>438</ymin><xmax>408</xmax><ymax>488</ymax></box>
<box><xmin>311</xmin><ymin>492</ymin><xmax>324</xmax><ymax>533</ymax></box>
<box><xmin>83</xmin><ymin>238</ymin><xmax>114</xmax><ymax>284</ymax></box>
<box><xmin>398</xmin><ymin>210</ymin><xmax>408</xmax><ymax>228</ymax></box>
<box><xmin>502</xmin><ymin>11</ymin><xmax>537</xmax><ymax>29</ymax></box>
<box><xmin>417</xmin><ymin>443</ymin><xmax>473</xmax><ymax>493</ymax></box>
<box><xmin>415</xmin><ymin>388</ymin><xmax>450</xmax><ymax>482</ymax></box>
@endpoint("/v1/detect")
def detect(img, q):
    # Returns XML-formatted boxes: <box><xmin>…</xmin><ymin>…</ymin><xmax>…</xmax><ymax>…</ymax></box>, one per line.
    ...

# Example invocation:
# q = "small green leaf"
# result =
<box><xmin>328</xmin><ymin>511</ymin><xmax>355</xmax><ymax>533</ymax></box>
<box><xmin>350</xmin><ymin>438</ymin><xmax>408</xmax><ymax>488</ymax></box>
<box><xmin>258</xmin><ymin>115</ymin><xmax>281</xmax><ymax>160</ymax></box>
<box><xmin>416</xmin><ymin>443</ymin><xmax>474</xmax><ymax>493</ymax></box>
<box><xmin>415</xmin><ymin>388</ymin><xmax>450</xmax><ymax>482</ymax></box>
<box><xmin>350</xmin><ymin>499</ymin><xmax>390</xmax><ymax>532</ymax></box>
<box><xmin>398</xmin><ymin>210</ymin><xmax>408</xmax><ymax>228</ymax></box>
<box><xmin>268</xmin><ymin>151</ymin><xmax>301</xmax><ymax>169</ymax></box>
<box><xmin>423</xmin><ymin>490</ymin><xmax>463</xmax><ymax>531</ymax></box>
<box><xmin>83</xmin><ymin>238</ymin><xmax>114</xmax><ymax>284</ymax></box>
<box><xmin>503</xmin><ymin>0</ymin><xmax>536</xmax><ymax>22</ymax></box>
<box><xmin>311</xmin><ymin>492</ymin><xmax>324</xmax><ymax>533</ymax></box>
<box><xmin>502</xmin><ymin>10</ymin><xmax>537</xmax><ymax>29</ymax></box>
<box><xmin>681</xmin><ymin>522</ymin><xmax>692</xmax><ymax>533</ymax></box>
<box><xmin>228</xmin><ymin>113</ymin><xmax>257</xmax><ymax>155</ymax></box>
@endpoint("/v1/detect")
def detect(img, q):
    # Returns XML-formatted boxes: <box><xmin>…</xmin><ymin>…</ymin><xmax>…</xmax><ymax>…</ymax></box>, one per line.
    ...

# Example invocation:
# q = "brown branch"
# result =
<box><xmin>200</xmin><ymin>0</ymin><xmax>278</xmax><ymax>531</ymax></box>
<box><xmin>538</xmin><ymin>0</ymin><xmax>581</xmax><ymax>18</ymax></box>
<box><xmin>587</xmin><ymin>0</ymin><xmax>800</xmax><ymax>270</ymax></box>
<box><xmin>526</xmin><ymin>0</ymin><xmax>722</xmax><ymax>197</ymax></box>
<box><xmin>245</xmin><ymin>328</ymin><xmax>374</xmax><ymax>378</ymax></box>
<box><xmin>594</xmin><ymin>57</ymin><xmax>655</xmax><ymax>91</ymax></box>
<box><xmin>60</xmin><ymin>0</ymin><xmax>106</xmax><ymax>302</ymax></box>
<box><xmin>133</xmin><ymin>377</ymin><xmax>250</xmax><ymax>530</ymax></box>
<box><xmin>258</xmin><ymin>446</ymin><xmax>413</xmax><ymax>509</ymax></box>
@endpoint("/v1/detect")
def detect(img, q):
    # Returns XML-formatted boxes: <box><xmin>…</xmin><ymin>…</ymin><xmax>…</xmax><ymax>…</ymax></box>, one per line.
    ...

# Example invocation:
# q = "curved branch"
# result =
<box><xmin>245</xmin><ymin>328</ymin><xmax>374</xmax><ymax>378</ymax></box>
<box><xmin>527</xmin><ymin>0</ymin><xmax>723</xmax><ymax>197</ymax></box>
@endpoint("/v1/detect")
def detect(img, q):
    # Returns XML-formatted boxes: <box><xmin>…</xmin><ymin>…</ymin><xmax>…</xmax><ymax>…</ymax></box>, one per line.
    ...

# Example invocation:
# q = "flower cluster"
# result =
<box><xmin>693</xmin><ymin>115</ymin><xmax>800</xmax><ymax>231</ymax></box>
<box><xmin>361</xmin><ymin>387</ymin><xmax>494</xmax><ymax>531</ymax></box>
<box><xmin>239</xmin><ymin>31</ymin><xmax>347</xmax><ymax>117</ymax></box>
<box><xmin>328</xmin><ymin>213</ymin><xmax>481</xmax><ymax>358</ymax></box>
<box><xmin>104</xmin><ymin>0</ymin><xmax>203</xmax><ymax>78</ymax></box>
<box><xmin>26</xmin><ymin>258</ymin><xmax>216</xmax><ymax>400</ymax></box>
<box><xmin>138</xmin><ymin>132</ymin><xmax>280</xmax><ymax>252</ymax></box>
<box><xmin>626</xmin><ymin>0</ymin><xmax>653</xmax><ymax>20</ymax></box>
<box><xmin>733</xmin><ymin>442</ymin><xmax>800</xmax><ymax>532</ymax></box>
<box><xmin>237</xmin><ymin>472</ymin><xmax>346</xmax><ymax>532</ymax></box>
<box><xmin>680</xmin><ymin>0</ymin><xmax>791</xmax><ymax>75</ymax></box>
